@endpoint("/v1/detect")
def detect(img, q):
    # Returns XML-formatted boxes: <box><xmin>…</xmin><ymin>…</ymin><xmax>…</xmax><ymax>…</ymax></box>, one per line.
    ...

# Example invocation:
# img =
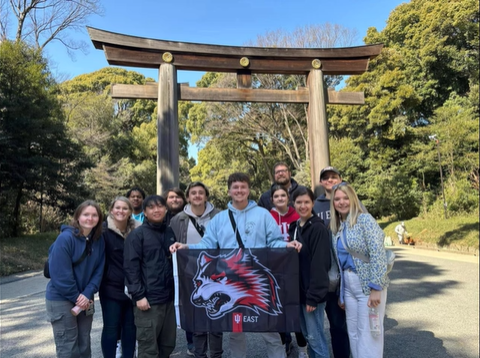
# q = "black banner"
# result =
<box><xmin>173</xmin><ymin>248</ymin><xmax>300</xmax><ymax>333</ymax></box>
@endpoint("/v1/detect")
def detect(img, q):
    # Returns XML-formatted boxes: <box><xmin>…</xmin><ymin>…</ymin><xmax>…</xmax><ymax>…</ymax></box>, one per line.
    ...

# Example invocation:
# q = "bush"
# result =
<box><xmin>444</xmin><ymin>177</ymin><xmax>479</xmax><ymax>214</ymax></box>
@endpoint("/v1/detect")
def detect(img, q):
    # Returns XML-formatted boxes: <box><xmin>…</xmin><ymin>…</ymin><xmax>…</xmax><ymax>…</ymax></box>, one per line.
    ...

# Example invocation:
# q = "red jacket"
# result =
<box><xmin>270</xmin><ymin>206</ymin><xmax>300</xmax><ymax>242</ymax></box>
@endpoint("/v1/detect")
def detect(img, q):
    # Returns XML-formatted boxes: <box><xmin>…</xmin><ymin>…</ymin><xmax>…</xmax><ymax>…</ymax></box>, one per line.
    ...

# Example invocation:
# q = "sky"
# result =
<box><xmin>40</xmin><ymin>0</ymin><xmax>407</xmax><ymax>158</ymax></box>
<box><xmin>45</xmin><ymin>0</ymin><xmax>408</xmax><ymax>85</ymax></box>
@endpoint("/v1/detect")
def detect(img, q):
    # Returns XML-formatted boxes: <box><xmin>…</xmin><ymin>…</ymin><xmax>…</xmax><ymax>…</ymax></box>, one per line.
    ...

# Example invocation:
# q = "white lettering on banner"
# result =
<box><xmin>243</xmin><ymin>315</ymin><xmax>259</xmax><ymax>323</ymax></box>
<box><xmin>234</xmin><ymin>313</ymin><xmax>242</xmax><ymax>324</ymax></box>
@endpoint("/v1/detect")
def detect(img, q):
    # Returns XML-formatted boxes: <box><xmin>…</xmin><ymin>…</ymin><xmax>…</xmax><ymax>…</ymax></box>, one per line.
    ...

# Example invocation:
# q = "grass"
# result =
<box><xmin>0</xmin><ymin>212</ymin><xmax>478</xmax><ymax>277</ymax></box>
<box><xmin>379</xmin><ymin>212</ymin><xmax>479</xmax><ymax>254</ymax></box>
<box><xmin>0</xmin><ymin>231</ymin><xmax>57</xmax><ymax>276</ymax></box>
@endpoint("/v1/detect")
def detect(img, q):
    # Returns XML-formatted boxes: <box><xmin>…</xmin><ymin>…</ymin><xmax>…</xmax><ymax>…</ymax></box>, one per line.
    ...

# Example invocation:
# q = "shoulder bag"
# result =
<box><xmin>44</xmin><ymin>239</ymin><xmax>90</xmax><ymax>279</ymax></box>
<box><xmin>339</xmin><ymin>227</ymin><xmax>395</xmax><ymax>274</ymax></box>
<box><xmin>293</xmin><ymin>222</ymin><xmax>340</xmax><ymax>292</ymax></box>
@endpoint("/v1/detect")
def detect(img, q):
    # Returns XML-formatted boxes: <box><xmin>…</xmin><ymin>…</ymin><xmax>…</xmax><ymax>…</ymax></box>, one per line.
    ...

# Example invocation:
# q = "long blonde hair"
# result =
<box><xmin>329</xmin><ymin>183</ymin><xmax>365</xmax><ymax>234</ymax></box>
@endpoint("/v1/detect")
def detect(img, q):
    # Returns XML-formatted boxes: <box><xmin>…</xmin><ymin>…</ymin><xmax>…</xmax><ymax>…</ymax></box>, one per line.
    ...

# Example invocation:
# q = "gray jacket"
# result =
<box><xmin>170</xmin><ymin>202</ymin><xmax>220</xmax><ymax>244</ymax></box>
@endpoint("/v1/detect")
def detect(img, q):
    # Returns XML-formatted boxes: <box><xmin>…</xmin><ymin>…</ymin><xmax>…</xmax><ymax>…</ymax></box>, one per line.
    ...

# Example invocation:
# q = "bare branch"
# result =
<box><xmin>2</xmin><ymin>0</ymin><xmax>102</xmax><ymax>52</ymax></box>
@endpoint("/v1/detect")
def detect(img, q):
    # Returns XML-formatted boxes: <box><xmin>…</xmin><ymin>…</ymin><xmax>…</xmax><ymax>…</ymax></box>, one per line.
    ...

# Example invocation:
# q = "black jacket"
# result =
<box><xmin>99</xmin><ymin>222</ymin><xmax>130</xmax><ymax>302</ymax></box>
<box><xmin>123</xmin><ymin>221</ymin><xmax>176</xmax><ymax>305</ymax></box>
<box><xmin>257</xmin><ymin>178</ymin><xmax>302</xmax><ymax>211</ymax></box>
<box><xmin>289</xmin><ymin>216</ymin><xmax>331</xmax><ymax>306</ymax></box>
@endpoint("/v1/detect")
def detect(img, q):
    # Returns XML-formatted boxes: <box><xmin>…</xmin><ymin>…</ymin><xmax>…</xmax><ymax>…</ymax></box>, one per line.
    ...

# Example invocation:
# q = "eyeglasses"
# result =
<box><xmin>275</xmin><ymin>169</ymin><xmax>288</xmax><ymax>175</ymax></box>
<box><xmin>332</xmin><ymin>182</ymin><xmax>348</xmax><ymax>191</ymax></box>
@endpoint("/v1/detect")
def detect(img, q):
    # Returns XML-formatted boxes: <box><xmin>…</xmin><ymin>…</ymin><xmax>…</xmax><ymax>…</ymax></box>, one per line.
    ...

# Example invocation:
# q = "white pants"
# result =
<box><xmin>343</xmin><ymin>270</ymin><xmax>387</xmax><ymax>358</ymax></box>
<box><xmin>229</xmin><ymin>332</ymin><xmax>286</xmax><ymax>358</ymax></box>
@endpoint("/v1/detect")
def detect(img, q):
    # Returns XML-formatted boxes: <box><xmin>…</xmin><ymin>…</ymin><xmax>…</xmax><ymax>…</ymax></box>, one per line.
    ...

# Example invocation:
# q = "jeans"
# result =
<box><xmin>229</xmin><ymin>332</ymin><xmax>286</xmax><ymax>358</ymax></box>
<box><xmin>343</xmin><ymin>270</ymin><xmax>387</xmax><ymax>358</ymax></box>
<box><xmin>193</xmin><ymin>332</ymin><xmax>223</xmax><ymax>358</ymax></box>
<box><xmin>325</xmin><ymin>292</ymin><xmax>351</xmax><ymax>358</ymax></box>
<box><xmin>300</xmin><ymin>302</ymin><xmax>330</xmax><ymax>358</ymax></box>
<box><xmin>134</xmin><ymin>301</ymin><xmax>176</xmax><ymax>358</ymax></box>
<box><xmin>100</xmin><ymin>297</ymin><xmax>136</xmax><ymax>358</ymax></box>
<box><xmin>46</xmin><ymin>299</ymin><xmax>93</xmax><ymax>358</ymax></box>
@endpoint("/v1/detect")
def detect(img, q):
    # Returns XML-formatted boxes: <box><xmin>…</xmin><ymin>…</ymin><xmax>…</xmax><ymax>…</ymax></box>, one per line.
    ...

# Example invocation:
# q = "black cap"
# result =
<box><xmin>320</xmin><ymin>166</ymin><xmax>341</xmax><ymax>180</ymax></box>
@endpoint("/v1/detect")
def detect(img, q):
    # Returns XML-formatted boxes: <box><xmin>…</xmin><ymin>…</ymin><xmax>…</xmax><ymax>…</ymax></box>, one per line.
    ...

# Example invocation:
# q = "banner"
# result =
<box><xmin>173</xmin><ymin>248</ymin><xmax>300</xmax><ymax>333</ymax></box>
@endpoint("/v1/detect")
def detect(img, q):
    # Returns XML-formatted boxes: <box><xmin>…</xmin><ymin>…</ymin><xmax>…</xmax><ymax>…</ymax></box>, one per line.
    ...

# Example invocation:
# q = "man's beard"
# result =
<box><xmin>276</xmin><ymin>177</ymin><xmax>290</xmax><ymax>185</ymax></box>
<box><xmin>168</xmin><ymin>204</ymin><xmax>183</xmax><ymax>215</ymax></box>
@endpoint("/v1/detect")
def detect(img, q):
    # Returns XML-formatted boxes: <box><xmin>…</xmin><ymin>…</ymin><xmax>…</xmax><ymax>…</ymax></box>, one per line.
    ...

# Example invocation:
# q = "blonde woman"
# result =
<box><xmin>99</xmin><ymin>196</ymin><xmax>141</xmax><ymax>358</ymax></box>
<box><xmin>330</xmin><ymin>183</ymin><xmax>389</xmax><ymax>358</ymax></box>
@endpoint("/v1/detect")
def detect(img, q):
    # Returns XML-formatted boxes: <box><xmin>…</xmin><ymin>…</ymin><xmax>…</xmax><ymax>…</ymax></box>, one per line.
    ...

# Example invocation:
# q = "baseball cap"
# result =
<box><xmin>320</xmin><ymin>166</ymin><xmax>341</xmax><ymax>180</ymax></box>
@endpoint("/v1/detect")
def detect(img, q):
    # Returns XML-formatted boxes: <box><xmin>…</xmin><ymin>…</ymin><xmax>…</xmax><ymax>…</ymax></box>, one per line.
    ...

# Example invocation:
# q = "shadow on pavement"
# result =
<box><xmin>386</xmin><ymin>249</ymin><xmax>459</xmax><ymax>304</ymax></box>
<box><xmin>385</xmin><ymin>316</ymin><xmax>453</xmax><ymax>358</ymax></box>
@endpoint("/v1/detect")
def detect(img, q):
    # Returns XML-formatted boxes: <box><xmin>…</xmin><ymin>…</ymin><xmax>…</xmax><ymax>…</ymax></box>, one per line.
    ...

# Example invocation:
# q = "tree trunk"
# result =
<box><xmin>12</xmin><ymin>184</ymin><xmax>24</xmax><ymax>237</ymax></box>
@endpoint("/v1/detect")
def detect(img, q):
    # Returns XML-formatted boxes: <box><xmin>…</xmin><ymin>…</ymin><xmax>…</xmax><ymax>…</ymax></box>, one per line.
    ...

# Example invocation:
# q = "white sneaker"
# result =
<box><xmin>298</xmin><ymin>351</ymin><xmax>309</xmax><ymax>358</ymax></box>
<box><xmin>115</xmin><ymin>341</ymin><xmax>122</xmax><ymax>358</ymax></box>
<box><xmin>186</xmin><ymin>348</ymin><xmax>194</xmax><ymax>356</ymax></box>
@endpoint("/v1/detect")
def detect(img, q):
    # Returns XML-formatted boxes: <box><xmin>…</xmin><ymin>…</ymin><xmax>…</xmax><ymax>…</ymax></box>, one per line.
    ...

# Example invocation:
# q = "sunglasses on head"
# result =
<box><xmin>332</xmin><ymin>182</ymin><xmax>348</xmax><ymax>191</ymax></box>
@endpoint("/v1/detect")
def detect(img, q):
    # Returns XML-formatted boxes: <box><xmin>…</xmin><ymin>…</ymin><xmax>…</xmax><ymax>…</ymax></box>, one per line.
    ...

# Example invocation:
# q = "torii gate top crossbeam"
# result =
<box><xmin>87</xmin><ymin>27</ymin><xmax>382</xmax><ymax>75</ymax></box>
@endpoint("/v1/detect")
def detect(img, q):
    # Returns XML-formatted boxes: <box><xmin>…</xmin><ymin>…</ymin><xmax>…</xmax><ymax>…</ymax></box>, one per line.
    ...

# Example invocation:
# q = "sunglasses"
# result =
<box><xmin>332</xmin><ymin>182</ymin><xmax>348</xmax><ymax>191</ymax></box>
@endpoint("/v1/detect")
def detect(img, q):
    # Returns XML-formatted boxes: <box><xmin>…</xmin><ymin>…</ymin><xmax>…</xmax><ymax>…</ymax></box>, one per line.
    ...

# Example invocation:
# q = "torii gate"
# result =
<box><xmin>88</xmin><ymin>27</ymin><xmax>382</xmax><ymax>194</ymax></box>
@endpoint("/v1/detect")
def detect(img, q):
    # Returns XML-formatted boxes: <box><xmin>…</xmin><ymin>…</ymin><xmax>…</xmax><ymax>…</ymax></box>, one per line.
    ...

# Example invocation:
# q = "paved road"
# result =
<box><xmin>0</xmin><ymin>245</ymin><xmax>478</xmax><ymax>357</ymax></box>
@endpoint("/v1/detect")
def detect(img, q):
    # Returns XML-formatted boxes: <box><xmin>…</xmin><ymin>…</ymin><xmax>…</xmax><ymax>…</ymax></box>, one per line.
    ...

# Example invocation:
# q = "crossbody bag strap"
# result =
<box><xmin>73</xmin><ymin>238</ymin><xmax>90</xmax><ymax>267</ymax></box>
<box><xmin>340</xmin><ymin>226</ymin><xmax>370</xmax><ymax>263</ymax></box>
<box><xmin>188</xmin><ymin>216</ymin><xmax>205</xmax><ymax>237</ymax></box>
<box><xmin>228</xmin><ymin>210</ymin><xmax>245</xmax><ymax>249</ymax></box>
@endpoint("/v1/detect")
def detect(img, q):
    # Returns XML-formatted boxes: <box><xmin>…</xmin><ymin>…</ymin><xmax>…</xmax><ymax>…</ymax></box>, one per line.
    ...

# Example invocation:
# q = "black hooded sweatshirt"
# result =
<box><xmin>289</xmin><ymin>215</ymin><xmax>331</xmax><ymax>306</ymax></box>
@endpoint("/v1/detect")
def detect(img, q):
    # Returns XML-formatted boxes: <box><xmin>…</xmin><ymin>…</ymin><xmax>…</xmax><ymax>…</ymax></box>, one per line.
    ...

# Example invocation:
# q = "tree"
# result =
<box><xmin>326</xmin><ymin>0</ymin><xmax>479</xmax><ymax>217</ymax></box>
<box><xmin>0</xmin><ymin>40</ymin><xmax>90</xmax><ymax>237</ymax></box>
<box><xmin>187</xmin><ymin>24</ymin><xmax>359</xmax><ymax>194</ymax></box>
<box><xmin>59</xmin><ymin>67</ymin><xmax>193</xmax><ymax>204</ymax></box>
<box><xmin>1</xmin><ymin>0</ymin><xmax>103</xmax><ymax>53</ymax></box>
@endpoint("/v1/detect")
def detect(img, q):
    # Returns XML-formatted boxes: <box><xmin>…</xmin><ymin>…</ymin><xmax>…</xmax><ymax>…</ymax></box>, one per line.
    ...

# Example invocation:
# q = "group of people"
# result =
<box><xmin>45</xmin><ymin>163</ymin><xmax>391</xmax><ymax>358</ymax></box>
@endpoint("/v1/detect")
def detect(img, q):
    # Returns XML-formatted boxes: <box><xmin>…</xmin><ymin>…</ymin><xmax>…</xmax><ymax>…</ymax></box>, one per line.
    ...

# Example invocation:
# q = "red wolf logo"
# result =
<box><xmin>191</xmin><ymin>249</ymin><xmax>282</xmax><ymax>319</ymax></box>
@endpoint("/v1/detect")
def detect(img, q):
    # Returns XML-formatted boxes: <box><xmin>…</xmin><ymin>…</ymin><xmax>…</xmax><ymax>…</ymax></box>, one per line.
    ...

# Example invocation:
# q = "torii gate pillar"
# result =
<box><xmin>157</xmin><ymin>63</ymin><xmax>179</xmax><ymax>195</ymax></box>
<box><xmin>308</xmin><ymin>69</ymin><xmax>330</xmax><ymax>187</ymax></box>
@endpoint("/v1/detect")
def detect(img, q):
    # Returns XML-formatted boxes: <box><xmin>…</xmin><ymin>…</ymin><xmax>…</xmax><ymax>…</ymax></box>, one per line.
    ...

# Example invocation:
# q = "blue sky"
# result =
<box><xmin>46</xmin><ymin>0</ymin><xmax>407</xmax><ymax>85</ymax></box>
<box><xmin>42</xmin><ymin>0</ymin><xmax>407</xmax><ymax>158</ymax></box>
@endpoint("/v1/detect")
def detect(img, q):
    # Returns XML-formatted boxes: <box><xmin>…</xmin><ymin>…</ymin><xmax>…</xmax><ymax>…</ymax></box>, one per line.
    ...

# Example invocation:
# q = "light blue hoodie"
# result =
<box><xmin>189</xmin><ymin>200</ymin><xmax>287</xmax><ymax>249</ymax></box>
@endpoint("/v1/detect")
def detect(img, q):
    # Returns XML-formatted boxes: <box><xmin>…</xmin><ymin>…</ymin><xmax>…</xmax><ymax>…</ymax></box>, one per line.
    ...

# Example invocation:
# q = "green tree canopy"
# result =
<box><xmin>0</xmin><ymin>41</ymin><xmax>89</xmax><ymax>237</ymax></box>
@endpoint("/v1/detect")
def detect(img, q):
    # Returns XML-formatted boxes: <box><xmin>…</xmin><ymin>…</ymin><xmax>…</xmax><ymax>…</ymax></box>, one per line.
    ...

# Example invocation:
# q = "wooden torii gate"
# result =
<box><xmin>88</xmin><ymin>27</ymin><xmax>382</xmax><ymax>194</ymax></box>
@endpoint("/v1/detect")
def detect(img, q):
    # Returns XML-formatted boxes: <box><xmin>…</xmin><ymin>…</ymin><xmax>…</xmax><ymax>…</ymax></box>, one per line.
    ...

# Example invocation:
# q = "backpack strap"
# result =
<box><xmin>188</xmin><ymin>216</ymin><xmax>205</xmax><ymax>238</ymax></box>
<box><xmin>228</xmin><ymin>210</ymin><xmax>244</xmax><ymax>249</ymax></box>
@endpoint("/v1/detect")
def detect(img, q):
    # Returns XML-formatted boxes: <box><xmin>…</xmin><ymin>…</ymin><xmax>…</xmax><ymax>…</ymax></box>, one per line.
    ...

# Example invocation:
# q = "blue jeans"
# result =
<box><xmin>100</xmin><ymin>297</ymin><xmax>136</xmax><ymax>358</ymax></box>
<box><xmin>300</xmin><ymin>302</ymin><xmax>330</xmax><ymax>358</ymax></box>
